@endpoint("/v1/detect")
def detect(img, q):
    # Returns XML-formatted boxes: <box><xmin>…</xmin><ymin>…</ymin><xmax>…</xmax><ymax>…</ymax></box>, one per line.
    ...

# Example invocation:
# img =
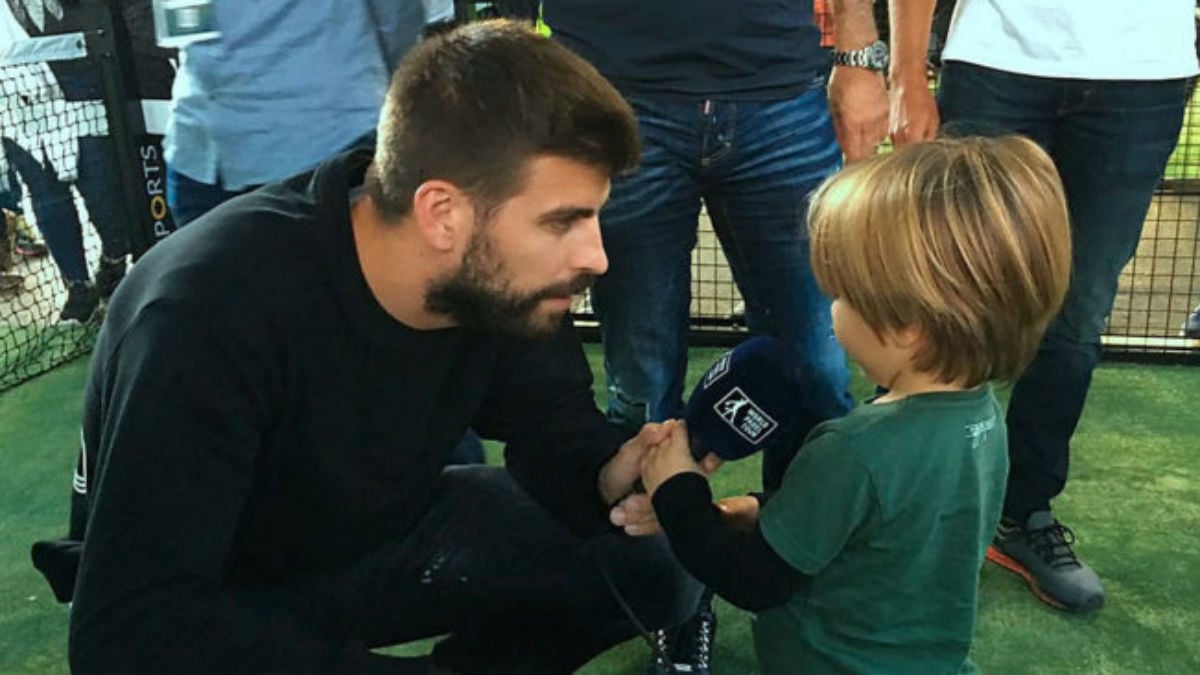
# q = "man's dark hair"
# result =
<box><xmin>365</xmin><ymin>19</ymin><xmax>640</xmax><ymax>220</ymax></box>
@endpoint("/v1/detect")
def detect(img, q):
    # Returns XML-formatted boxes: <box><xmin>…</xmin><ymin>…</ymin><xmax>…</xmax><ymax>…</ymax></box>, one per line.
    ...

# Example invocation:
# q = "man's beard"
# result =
<box><xmin>425</xmin><ymin>230</ymin><xmax>594</xmax><ymax>338</ymax></box>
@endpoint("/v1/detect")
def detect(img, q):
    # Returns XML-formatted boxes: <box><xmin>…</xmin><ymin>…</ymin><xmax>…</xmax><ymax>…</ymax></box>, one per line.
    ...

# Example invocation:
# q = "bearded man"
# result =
<box><xmin>37</xmin><ymin>21</ymin><xmax>700</xmax><ymax>675</ymax></box>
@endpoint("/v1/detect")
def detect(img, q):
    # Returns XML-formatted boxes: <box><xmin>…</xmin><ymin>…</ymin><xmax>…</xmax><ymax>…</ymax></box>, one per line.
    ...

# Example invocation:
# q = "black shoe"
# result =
<box><xmin>986</xmin><ymin>511</ymin><xmax>1105</xmax><ymax>613</ymax></box>
<box><xmin>647</xmin><ymin>629</ymin><xmax>673</xmax><ymax>675</ymax></box>
<box><xmin>1</xmin><ymin>272</ymin><xmax>23</xmax><ymax>293</ymax></box>
<box><xmin>647</xmin><ymin>590</ymin><xmax>716</xmax><ymax>675</ymax></box>
<box><xmin>60</xmin><ymin>281</ymin><xmax>99</xmax><ymax>323</ymax></box>
<box><xmin>1183</xmin><ymin>305</ymin><xmax>1200</xmax><ymax>339</ymax></box>
<box><xmin>14</xmin><ymin>234</ymin><xmax>47</xmax><ymax>258</ymax></box>
<box><xmin>95</xmin><ymin>256</ymin><xmax>127</xmax><ymax>300</ymax></box>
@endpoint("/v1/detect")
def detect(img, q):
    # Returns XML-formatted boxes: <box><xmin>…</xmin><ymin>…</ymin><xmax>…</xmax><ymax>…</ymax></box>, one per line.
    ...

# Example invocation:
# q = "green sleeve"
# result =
<box><xmin>758</xmin><ymin>428</ymin><xmax>876</xmax><ymax>576</ymax></box>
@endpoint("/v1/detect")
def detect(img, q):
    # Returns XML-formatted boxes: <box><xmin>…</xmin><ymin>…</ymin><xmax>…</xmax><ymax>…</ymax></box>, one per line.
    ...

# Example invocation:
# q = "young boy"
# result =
<box><xmin>639</xmin><ymin>136</ymin><xmax>1073</xmax><ymax>675</ymax></box>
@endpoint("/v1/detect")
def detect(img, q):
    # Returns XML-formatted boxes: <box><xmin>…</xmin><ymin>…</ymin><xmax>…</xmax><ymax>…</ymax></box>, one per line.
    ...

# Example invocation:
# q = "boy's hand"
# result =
<box><xmin>603</xmin><ymin>422</ymin><xmax>671</xmax><ymax>537</ymax></box>
<box><xmin>598</xmin><ymin>421</ymin><xmax>671</xmax><ymax>506</ymax></box>
<box><xmin>641</xmin><ymin>420</ymin><xmax>720</xmax><ymax>497</ymax></box>
<box><xmin>716</xmin><ymin>495</ymin><xmax>761</xmax><ymax>532</ymax></box>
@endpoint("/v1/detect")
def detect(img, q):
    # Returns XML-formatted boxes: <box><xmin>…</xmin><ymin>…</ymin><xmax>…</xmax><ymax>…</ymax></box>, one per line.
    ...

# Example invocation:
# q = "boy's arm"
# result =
<box><xmin>652</xmin><ymin>473</ymin><xmax>808</xmax><ymax>612</ymax></box>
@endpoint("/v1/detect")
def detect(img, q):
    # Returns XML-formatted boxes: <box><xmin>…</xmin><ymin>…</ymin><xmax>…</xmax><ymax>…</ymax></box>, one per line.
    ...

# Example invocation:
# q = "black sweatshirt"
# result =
<box><xmin>68</xmin><ymin>149</ymin><xmax>623</xmax><ymax>674</ymax></box>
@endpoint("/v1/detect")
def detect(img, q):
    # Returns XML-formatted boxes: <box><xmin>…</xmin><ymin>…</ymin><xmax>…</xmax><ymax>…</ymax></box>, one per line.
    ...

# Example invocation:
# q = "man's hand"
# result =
<box><xmin>889</xmin><ymin>76</ymin><xmax>939</xmax><ymax>148</ymax></box>
<box><xmin>715</xmin><ymin>495</ymin><xmax>761</xmax><ymax>532</ymax></box>
<box><xmin>609</xmin><ymin>491</ymin><xmax>660</xmax><ymax>537</ymax></box>
<box><xmin>598</xmin><ymin>422</ymin><xmax>670</xmax><ymax>505</ymax></box>
<box><xmin>599</xmin><ymin>422</ymin><xmax>669</xmax><ymax>536</ymax></box>
<box><xmin>828</xmin><ymin>65</ymin><xmax>890</xmax><ymax>163</ymax></box>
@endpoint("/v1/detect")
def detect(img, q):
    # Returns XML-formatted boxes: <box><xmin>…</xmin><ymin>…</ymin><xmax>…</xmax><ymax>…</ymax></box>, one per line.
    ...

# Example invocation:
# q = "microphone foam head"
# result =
<box><xmin>682</xmin><ymin>336</ymin><xmax>805</xmax><ymax>461</ymax></box>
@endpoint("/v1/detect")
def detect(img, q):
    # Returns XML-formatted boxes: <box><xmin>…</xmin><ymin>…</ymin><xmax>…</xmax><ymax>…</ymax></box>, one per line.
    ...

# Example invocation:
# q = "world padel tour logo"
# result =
<box><xmin>713</xmin><ymin>387</ymin><xmax>777</xmax><ymax>443</ymax></box>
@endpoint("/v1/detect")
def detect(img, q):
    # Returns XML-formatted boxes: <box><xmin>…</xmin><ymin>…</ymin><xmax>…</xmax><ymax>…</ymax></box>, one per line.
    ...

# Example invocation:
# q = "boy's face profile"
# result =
<box><xmin>831</xmin><ymin>299</ymin><xmax>919</xmax><ymax>392</ymax></box>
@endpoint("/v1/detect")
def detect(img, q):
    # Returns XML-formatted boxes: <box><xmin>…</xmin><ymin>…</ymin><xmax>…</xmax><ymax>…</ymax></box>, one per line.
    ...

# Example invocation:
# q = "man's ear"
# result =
<box><xmin>411</xmin><ymin>180</ymin><xmax>471</xmax><ymax>252</ymax></box>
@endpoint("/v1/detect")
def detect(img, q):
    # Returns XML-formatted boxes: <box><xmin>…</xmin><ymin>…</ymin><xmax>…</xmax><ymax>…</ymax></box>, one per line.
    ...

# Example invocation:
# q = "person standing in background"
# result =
<box><xmin>3</xmin><ymin>0</ymin><xmax>128</xmax><ymax>321</ymax></box>
<box><xmin>164</xmin><ymin>0</ymin><xmax>424</xmax><ymax>226</ymax></box>
<box><xmin>541</xmin><ymin>1</ymin><xmax>889</xmax><ymax>672</ymax></box>
<box><xmin>889</xmin><ymin>0</ymin><xmax>1198</xmax><ymax>613</ymax></box>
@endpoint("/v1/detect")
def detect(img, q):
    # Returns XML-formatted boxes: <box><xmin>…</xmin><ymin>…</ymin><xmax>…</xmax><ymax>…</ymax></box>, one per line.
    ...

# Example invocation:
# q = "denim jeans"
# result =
<box><xmin>1</xmin><ymin>136</ymin><xmax>128</xmax><ymax>285</ymax></box>
<box><xmin>166</xmin><ymin>166</ymin><xmax>251</xmax><ymax>228</ymax></box>
<box><xmin>591</xmin><ymin>86</ymin><xmax>853</xmax><ymax>489</ymax></box>
<box><xmin>1</xmin><ymin>159</ymin><xmax>21</xmax><ymax>211</ymax></box>
<box><xmin>167</xmin><ymin>131</ymin><xmax>378</xmax><ymax>227</ymax></box>
<box><xmin>939</xmin><ymin>61</ymin><xmax>1189</xmax><ymax>520</ymax></box>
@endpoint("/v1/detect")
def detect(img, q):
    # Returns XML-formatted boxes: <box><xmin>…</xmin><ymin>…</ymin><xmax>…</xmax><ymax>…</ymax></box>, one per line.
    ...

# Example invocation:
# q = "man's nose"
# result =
<box><xmin>573</xmin><ymin>217</ymin><xmax>609</xmax><ymax>276</ymax></box>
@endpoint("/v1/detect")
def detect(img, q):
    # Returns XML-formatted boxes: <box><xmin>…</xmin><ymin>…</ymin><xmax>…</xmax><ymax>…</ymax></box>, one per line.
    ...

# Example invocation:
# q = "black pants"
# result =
<box><xmin>304</xmin><ymin>465</ymin><xmax>701</xmax><ymax>675</ymax></box>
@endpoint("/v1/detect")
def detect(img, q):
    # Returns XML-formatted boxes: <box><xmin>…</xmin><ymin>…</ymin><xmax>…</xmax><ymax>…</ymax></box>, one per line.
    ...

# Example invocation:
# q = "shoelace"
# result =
<box><xmin>1027</xmin><ymin>522</ymin><xmax>1082</xmax><ymax>569</ymax></box>
<box><xmin>692</xmin><ymin>611</ymin><xmax>713</xmax><ymax>670</ymax></box>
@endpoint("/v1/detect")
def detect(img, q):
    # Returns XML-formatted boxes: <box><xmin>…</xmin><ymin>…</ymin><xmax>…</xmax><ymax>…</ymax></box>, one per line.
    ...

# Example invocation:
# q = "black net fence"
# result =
<box><xmin>1</xmin><ymin>0</ymin><xmax>156</xmax><ymax>391</ymax></box>
<box><xmin>1111</xmin><ymin>85</ymin><xmax>1200</xmax><ymax>356</ymax></box>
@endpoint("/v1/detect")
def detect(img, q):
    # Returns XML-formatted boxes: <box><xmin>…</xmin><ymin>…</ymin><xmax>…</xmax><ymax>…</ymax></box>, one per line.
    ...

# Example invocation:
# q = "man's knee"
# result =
<box><xmin>590</xmin><ymin>532</ymin><xmax>704</xmax><ymax>630</ymax></box>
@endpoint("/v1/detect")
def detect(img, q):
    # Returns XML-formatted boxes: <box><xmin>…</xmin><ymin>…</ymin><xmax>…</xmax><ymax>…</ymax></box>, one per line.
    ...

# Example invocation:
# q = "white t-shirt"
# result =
<box><xmin>422</xmin><ymin>0</ymin><xmax>454</xmax><ymax>24</ymax></box>
<box><xmin>943</xmin><ymin>0</ymin><xmax>1199</xmax><ymax>80</ymax></box>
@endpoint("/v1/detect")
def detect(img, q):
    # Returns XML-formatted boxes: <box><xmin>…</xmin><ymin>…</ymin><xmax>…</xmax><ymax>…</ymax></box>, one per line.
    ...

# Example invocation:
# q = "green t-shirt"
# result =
<box><xmin>756</xmin><ymin>386</ymin><xmax>1007</xmax><ymax>675</ymax></box>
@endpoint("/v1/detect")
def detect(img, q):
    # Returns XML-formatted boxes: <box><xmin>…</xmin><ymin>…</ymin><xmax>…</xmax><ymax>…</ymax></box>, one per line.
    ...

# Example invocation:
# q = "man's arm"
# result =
<box><xmin>888</xmin><ymin>0</ymin><xmax>939</xmax><ymax>147</ymax></box>
<box><xmin>473</xmin><ymin>318</ymin><xmax>627</xmax><ymax>536</ymax></box>
<box><xmin>69</xmin><ymin>302</ymin><xmax>411</xmax><ymax>675</ymax></box>
<box><xmin>828</xmin><ymin>0</ymin><xmax>890</xmax><ymax>162</ymax></box>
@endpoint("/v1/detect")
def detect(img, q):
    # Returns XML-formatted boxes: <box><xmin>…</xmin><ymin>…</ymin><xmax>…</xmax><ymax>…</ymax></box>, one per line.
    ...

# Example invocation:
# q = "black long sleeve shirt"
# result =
<box><xmin>652</xmin><ymin>473</ymin><xmax>807</xmax><ymax>612</ymax></box>
<box><xmin>68</xmin><ymin>150</ymin><xmax>622</xmax><ymax>674</ymax></box>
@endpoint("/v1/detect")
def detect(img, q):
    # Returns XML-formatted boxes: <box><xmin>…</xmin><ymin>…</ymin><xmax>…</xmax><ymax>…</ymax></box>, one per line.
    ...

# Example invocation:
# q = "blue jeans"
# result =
<box><xmin>938</xmin><ymin>62</ymin><xmax>1190</xmax><ymax>520</ymax></box>
<box><xmin>167</xmin><ymin>131</ymin><xmax>378</xmax><ymax>227</ymax></box>
<box><xmin>592</xmin><ymin>86</ymin><xmax>853</xmax><ymax>489</ymax></box>
<box><xmin>1</xmin><ymin>136</ymin><xmax>128</xmax><ymax>286</ymax></box>
<box><xmin>1</xmin><ymin>157</ymin><xmax>21</xmax><ymax>212</ymax></box>
<box><xmin>166</xmin><ymin>167</ymin><xmax>251</xmax><ymax>228</ymax></box>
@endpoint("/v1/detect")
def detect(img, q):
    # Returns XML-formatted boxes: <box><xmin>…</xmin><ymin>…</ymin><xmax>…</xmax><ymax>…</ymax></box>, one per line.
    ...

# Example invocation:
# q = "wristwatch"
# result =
<box><xmin>831</xmin><ymin>39</ymin><xmax>890</xmax><ymax>73</ymax></box>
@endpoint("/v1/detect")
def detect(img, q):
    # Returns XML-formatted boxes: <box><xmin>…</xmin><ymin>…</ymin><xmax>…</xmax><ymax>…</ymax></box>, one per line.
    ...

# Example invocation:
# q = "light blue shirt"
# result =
<box><xmin>164</xmin><ymin>0</ymin><xmax>424</xmax><ymax>190</ymax></box>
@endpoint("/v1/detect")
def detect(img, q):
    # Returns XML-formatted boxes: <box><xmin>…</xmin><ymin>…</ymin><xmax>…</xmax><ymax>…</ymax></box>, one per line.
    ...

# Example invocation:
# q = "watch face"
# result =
<box><xmin>870</xmin><ymin>40</ymin><xmax>890</xmax><ymax>70</ymax></box>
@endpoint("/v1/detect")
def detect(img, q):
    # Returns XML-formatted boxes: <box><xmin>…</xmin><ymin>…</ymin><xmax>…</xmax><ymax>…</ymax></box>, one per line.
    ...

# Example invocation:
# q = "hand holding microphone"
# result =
<box><xmin>639</xmin><ymin>336</ymin><xmax>809</xmax><ymax>497</ymax></box>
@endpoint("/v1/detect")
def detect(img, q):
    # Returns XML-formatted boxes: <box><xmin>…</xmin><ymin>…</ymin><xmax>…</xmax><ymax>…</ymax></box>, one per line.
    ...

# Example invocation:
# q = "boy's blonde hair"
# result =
<box><xmin>808</xmin><ymin>136</ymin><xmax>1072</xmax><ymax>387</ymax></box>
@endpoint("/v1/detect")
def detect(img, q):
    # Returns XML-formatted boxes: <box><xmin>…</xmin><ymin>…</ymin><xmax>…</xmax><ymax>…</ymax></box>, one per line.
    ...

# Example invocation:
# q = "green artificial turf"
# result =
<box><xmin>1</xmin><ymin>351</ymin><xmax>1198</xmax><ymax>674</ymax></box>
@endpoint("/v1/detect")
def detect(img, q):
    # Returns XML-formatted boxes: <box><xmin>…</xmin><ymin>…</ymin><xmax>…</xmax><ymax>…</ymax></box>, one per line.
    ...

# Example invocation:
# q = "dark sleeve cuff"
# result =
<box><xmin>652</xmin><ymin>472</ymin><xmax>716</xmax><ymax>532</ymax></box>
<box><xmin>749</xmin><ymin>490</ymin><xmax>776</xmax><ymax>507</ymax></box>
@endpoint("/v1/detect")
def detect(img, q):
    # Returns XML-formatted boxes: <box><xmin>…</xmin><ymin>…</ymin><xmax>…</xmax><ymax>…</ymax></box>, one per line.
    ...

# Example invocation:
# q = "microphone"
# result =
<box><xmin>621</xmin><ymin>336</ymin><xmax>809</xmax><ymax>502</ymax></box>
<box><xmin>681</xmin><ymin>336</ymin><xmax>808</xmax><ymax>462</ymax></box>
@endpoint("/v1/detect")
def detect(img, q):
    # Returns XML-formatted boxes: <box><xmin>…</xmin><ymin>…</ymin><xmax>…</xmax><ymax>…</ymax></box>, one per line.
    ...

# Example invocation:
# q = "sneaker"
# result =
<box><xmin>1</xmin><ymin>272</ymin><xmax>22</xmax><ymax>293</ymax></box>
<box><xmin>14</xmin><ymin>234</ymin><xmax>47</xmax><ymax>258</ymax></box>
<box><xmin>5</xmin><ymin>210</ymin><xmax>47</xmax><ymax>258</ymax></box>
<box><xmin>1183</xmin><ymin>305</ymin><xmax>1200</xmax><ymax>339</ymax></box>
<box><xmin>986</xmin><ymin>511</ymin><xmax>1105</xmax><ymax>613</ymax></box>
<box><xmin>60</xmin><ymin>281</ymin><xmax>99</xmax><ymax>323</ymax></box>
<box><xmin>95</xmin><ymin>256</ymin><xmax>127</xmax><ymax>300</ymax></box>
<box><xmin>647</xmin><ymin>590</ymin><xmax>716</xmax><ymax>675</ymax></box>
